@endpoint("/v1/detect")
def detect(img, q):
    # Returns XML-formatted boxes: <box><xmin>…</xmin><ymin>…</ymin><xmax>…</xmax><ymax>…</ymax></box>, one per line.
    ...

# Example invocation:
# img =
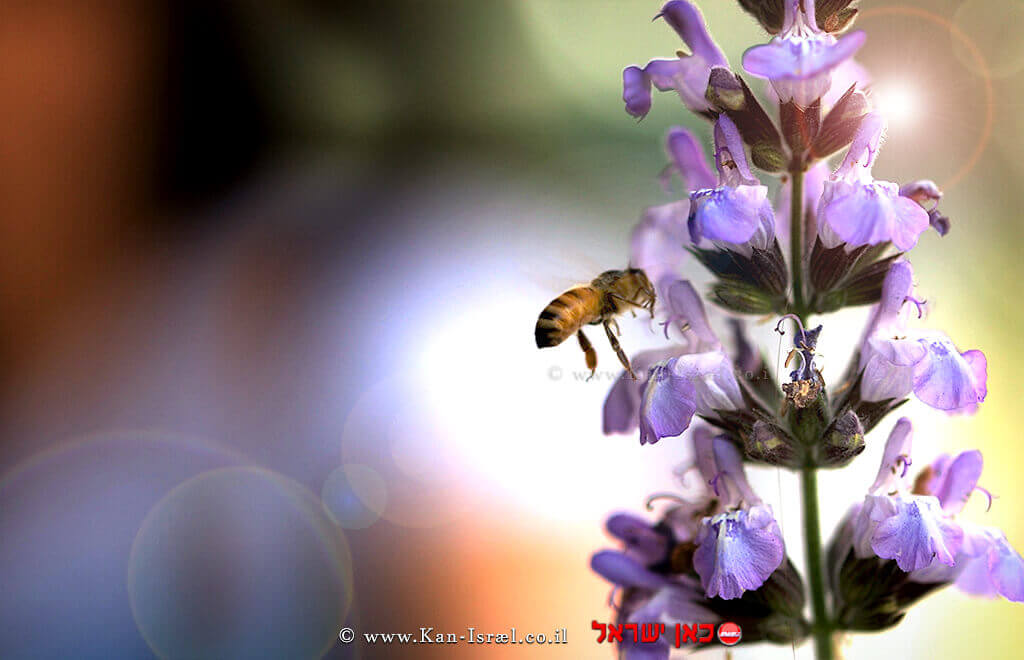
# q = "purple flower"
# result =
<box><xmin>688</xmin><ymin>115</ymin><xmax>775</xmax><ymax>255</ymax></box>
<box><xmin>908</xmin><ymin>452</ymin><xmax>1024</xmax><ymax>602</ymax></box>
<box><xmin>622</xmin><ymin>1</ymin><xmax>728</xmax><ymax>119</ymax></box>
<box><xmin>951</xmin><ymin>525</ymin><xmax>1024</xmax><ymax>602</ymax></box>
<box><xmin>631</xmin><ymin>127</ymin><xmax>715</xmax><ymax>286</ymax></box>
<box><xmin>593</xmin><ymin>496</ymin><xmax>720</xmax><ymax>659</ymax></box>
<box><xmin>638</xmin><ymin>358</ymin><xmax>698</xmax><ymax>446</ymax></box>
<box><xmin>901</xmin><ymin>179</ymin><xmax>951</xmax><ymax>236</ymax></box>
<box><xmin>637</xmin><ymin>350</ymin><xmax>743</xmax><ymax>445</ymax></box>
<box><xmin>859</xmin><ymin>261</ymin><xmax>987</xmax><ymax>412</ymax></box>
<box><xmin>870</xmin><ymin>496</ymin><xmax>963</xmax><ymax>572</ymax></box>
<box><xmin>606</xmin><ymin>513</ymin><xmax>672</xmax><ymax>565</ymax></box>
<box><xmin>591</xmin><ymin>550</ymin><xmax>668</xmax><ymax>591</ymax></box>
<box><xmin>692</xmin><ymin>440</ymin><xmax>784</xmax><ymax>599</ymax></box>
<box><xmin>817</xmin><ymin>114</ymin><xmax>930</xmax><ymax>252</ymax></box>
<box><xmin>663</xmin><ymin>126</ymin><xmax>717</xmax><ymax>193</ymax></box>
<box><xmin>605</xmin><ymin>280</ymin><xmax>722</xmax><ymax>438</ymax></box>
<box><xmin>631</xmin><ymin>202</ymin><xmax>690</xmax><ymax>289</ymax></box>
<box><xmin>918</xmin><ymin>450</ymin><xmax>984</xmax><ymax>516</ymax></box>
<box><xmin>659</xmin><ymin>279</ymin><xmax>721</xmax><ymax>350</ymax></box>
<box><xmin>742</xmin><ymin>0</ymin><xmax>865</xmax><ymax>107</ymax></box>
<box><xmin>603</xmin><ymin>347</ymin><xmax>688</xmax><ymax>436</ymax></box>
<box><xmin>850</xmin><ymin>418</ymin><xmax>964</xmax><ymax>572</ymax></box>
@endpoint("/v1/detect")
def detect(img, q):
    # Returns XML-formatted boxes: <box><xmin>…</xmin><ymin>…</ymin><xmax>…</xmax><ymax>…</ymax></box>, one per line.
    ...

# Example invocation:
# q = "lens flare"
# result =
<box><xmin>321</xmin><ymin>463</ymin><xmax>388</xmax><ymax>530</ymax></box>
<box><xmin>872</xmin><ymin>83</ymin><xmax>918</xmax><ymax>127</ymax></box>
<box><xmin>127</xmin><ymin>467</ymin><xmax>354</xmax><ymax>660</ymax></box>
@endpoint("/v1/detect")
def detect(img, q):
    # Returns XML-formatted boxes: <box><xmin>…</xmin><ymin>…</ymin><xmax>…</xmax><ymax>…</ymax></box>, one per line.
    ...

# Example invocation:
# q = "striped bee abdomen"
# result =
<box><xmin>534</xmin><ymin>286</ymin><xmax>602</xmax><ymax>348</ymax></box>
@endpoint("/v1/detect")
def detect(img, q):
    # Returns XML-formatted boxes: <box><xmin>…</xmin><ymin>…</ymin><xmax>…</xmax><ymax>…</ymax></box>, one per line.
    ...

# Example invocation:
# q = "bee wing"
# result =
<box><xmin>522</xmin><ymin>252</ymin><xmax>615</xmax><ymax>295</ymax></box>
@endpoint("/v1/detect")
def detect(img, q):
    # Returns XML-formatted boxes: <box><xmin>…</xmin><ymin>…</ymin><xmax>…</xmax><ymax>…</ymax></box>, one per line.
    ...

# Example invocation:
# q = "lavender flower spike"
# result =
<box><xmin>622</xmin><ymin>0</ymin><xmax>728</xmax><ymax>119</ymax></box>
<box><xmin>742</xmin><ymin>0</ymin><xmax>866</xmax><ymax>107</ymax></box>
<box><xmin>693</xmin><ymin>439</ymin><xmax>785</xmax><ymax>599</ymax></box>
<box><xmin>817</xmin><ymin>114</ymin><xmax>930</xmax><ymax>252</ymax></box>
<box><xmin>688</xmin><ymin>115</ymin><xmax>775</xmax><ymax>256</ymax></box>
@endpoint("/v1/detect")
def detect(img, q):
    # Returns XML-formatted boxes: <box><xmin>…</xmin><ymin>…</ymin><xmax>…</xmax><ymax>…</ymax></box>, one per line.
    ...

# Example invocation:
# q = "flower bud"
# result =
<box><xmin>745</xmin><ymin>420</ymin><xmax>800</xmax><ymax>467</ymax></box>
<box><xmin>821</xmin><ymin>410</ymin><xmax>865</xmax><ymax>467</ymax></box>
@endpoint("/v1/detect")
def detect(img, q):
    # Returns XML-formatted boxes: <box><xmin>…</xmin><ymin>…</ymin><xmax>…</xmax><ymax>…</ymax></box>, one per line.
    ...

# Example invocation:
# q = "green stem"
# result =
<box><xmin>790</xmin><ymin>166</ymin><xmax>831</xmax><ymax>658</ymax></box>
<box><xmin>802</xmin><ymin>466</ymin><xmax>833</xmax><ymax>660</ymax></box>
<box><xmin>790</xmin><ymin>168</ymin><xmax>806</xmax><ymax>319</ymax></box>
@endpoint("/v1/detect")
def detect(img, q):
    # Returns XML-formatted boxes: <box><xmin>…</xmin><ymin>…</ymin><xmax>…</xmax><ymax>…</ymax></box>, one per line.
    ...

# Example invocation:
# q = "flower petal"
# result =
<box><xmin>820</xmin><ymin>180</ymin><xmax>929</xmax><ymax>251</ymax></box>
<box><xmin>673</xmin><ymin>351</ymin><xmax>745</xmax><ymax>414</ymax></box>
<box><xmin>604</xmin><ymin>348</ymin><xmax>688</xmax><ymax>435</ymax></box>
<box><xmin>665</xmin><ymin>127</ymin><xmax>716</xmax><ymax>191</ymax></box>
<box><xmin>689</xmin><ymin>185</ymin><xmax>771</xmax><ymax>245</ymax></box>
<box><xmin>664</xmin><ymin>279</ymin><xmax>719</xmax><ymax>351</ymax></box>
<box><xmin>591</xmin><ymin>550</ymin><xmax>666</xmax><ymax>590</ymax></box>
<box><xmin>930</xmin><ymin>450</ymin><xmax>983</xmax><ymax>515</ymax></box>
<box><xmin>869</xmin><ymin>417</ymin><xmax>913</xmax><ymax>494</ymax></box>
<box><xmin>639</xmin><ymin>359</ymin><xmax>697</xmax><ymax>445</ymax></box>
<box><xmin>693</xmin><ymin>505</ymin><xmax>785</xmax><ymax>599</ymax></box>
<box><xmin>859</xmin><ymin>353</ymin><xmax>914</xmax><ymax>402</ymax></box>
<box><xmin>631</xmin><ymin>201</ymin><xmax>689</xmax><ymax>286</ymax></box>
<box><xmin>623</xmin><ymin>66</ymin><xmax>652</xmax><ymax>119</ymax></box>
<box><xmin>990</xmin><ymin>535</ymin><xmax>1024</xmax><ymax>602</ymax></box>
<box><xmin>606</xmin><ymin>513</ymin><xmax>670</xmax><ymax>564</ymax></box>
<box><xmin>913</xmin><ymin>337</ymin><xmax>986</xmax><ymax>411</ymax></box>
<box><xmin>870</xmin><ymin>495</ymin><xmax>963</xmax><ymax>572</ymax></box>
<box><xmin>657</xmin><ymin>1</ymin><xmax>727</xmax><ymax>68</ymax></box>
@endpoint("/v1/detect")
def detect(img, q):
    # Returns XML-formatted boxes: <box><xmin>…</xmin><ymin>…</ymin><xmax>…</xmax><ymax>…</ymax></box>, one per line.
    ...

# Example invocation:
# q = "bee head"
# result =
<box><xmin>626</xmin><ymin>268</ymin><xmax>656</xmax><ymax>311</ymax></box>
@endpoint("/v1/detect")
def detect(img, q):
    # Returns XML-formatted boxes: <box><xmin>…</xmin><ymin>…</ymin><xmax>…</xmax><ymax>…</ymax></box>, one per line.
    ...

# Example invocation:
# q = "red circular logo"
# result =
<box><xmin>717</xmin><ymin>622</ymin><xmax>742</xmax><ymax>646</ymax></box>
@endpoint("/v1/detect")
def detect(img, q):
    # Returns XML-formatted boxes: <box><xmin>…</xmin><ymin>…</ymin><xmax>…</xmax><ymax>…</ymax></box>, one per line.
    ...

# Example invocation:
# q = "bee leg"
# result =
<box><xmin>604</xmin><ymin>321</ymin><xmax>635</xmax><ymax>379</ymax></box>
<box><xmin>577</xmin><ymin>330</ymin><xmax>597</xmax><ymax>380</ymax></box>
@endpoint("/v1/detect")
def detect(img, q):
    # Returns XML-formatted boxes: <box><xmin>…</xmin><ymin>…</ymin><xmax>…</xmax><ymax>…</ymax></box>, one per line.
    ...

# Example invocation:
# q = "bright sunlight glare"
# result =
<box><xmin>872</xmin><ymin>82</ymin><xmax>918</xmax><ymax>126</ymax></box>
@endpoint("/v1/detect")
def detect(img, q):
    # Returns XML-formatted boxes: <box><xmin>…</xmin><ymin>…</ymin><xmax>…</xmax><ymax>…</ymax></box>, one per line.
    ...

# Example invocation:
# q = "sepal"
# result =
<box><xmin>808</xmin><ymin>238</ymin><xmax>901</xmax><ymax>313</ymax></box>
<box><xmin>736</xmin><ymin>0</ymin><xmax>786</xmax><ymax>34</ymax></box>
<box><xmin>831</xmin><ymin>548</ymin><xmax>947</xmax><ymax>632</ymax></box>
<box><xmin>691</xmin><ymin>240</ymin><xmax>789</xmax><ymax>314</ymax></box>
<box><xmin>811</xmin><ymin>84</ymin><xmax>869</xmax><ymax>159</ymax></box>
<box><xmin>780</xmin><ymin>100</ymin><xmax>821</xmax><ymax>165</ymax></box>
<box><xmin>815</xmin><ymin>0</ymin><xmax>859</xmax><ymax>33</ymax></box>
<box><xmin>705</xmin><ymin>68</ymin><xmax>786</xmax><ymax>172</ymax></box>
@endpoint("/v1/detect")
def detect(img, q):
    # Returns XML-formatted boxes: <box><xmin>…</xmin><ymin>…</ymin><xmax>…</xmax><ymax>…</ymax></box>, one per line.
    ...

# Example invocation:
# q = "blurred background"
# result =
<box><xmin>0</xmin><ymin>0</ymin><xmax>1021</xmax><ymax>658</ymax></box>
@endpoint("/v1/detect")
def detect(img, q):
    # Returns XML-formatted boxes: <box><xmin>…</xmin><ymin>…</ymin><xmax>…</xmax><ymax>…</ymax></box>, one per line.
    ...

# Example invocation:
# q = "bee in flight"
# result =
<box><xmin>534</xmin><ymin>268</ymin><xmax>655</xmax><ymax>379</ymax></box>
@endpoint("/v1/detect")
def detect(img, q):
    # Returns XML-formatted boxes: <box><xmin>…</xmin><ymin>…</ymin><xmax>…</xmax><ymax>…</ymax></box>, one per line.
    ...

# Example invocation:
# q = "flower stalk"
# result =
<box><xmin>802</xmin><ymin>466</ymin><xmax>834</xmax><ymax>660</ymax></box>
<box><xmin>790</xmin><ymin>167</ymin><xmax>807</xmax><ymax>320</ymax></box>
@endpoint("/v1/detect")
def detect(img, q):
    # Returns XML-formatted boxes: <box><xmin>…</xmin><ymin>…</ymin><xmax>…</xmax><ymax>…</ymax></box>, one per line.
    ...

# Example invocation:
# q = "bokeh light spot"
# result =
<box><xmin>128</xmin><ymin>467</ymin><xmax>353</xmax><ymax>660</ymax></box>
<box><xmin>321</xmin><ymin>463</ymin><xmax>388</xmax><ymax>530</ymax></box>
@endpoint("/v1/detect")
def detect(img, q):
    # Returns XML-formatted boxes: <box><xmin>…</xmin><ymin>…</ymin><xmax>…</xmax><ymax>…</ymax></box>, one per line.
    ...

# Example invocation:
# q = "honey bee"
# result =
<box><xmin>534</xmin><ymin>268</ymin><xmax>655</xmax><ymax>379</ymax></box>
